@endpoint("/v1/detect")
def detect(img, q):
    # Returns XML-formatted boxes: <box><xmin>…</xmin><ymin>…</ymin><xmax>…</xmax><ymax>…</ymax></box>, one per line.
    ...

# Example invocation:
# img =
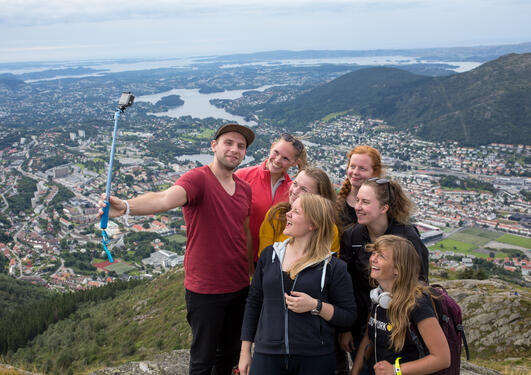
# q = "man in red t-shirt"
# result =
<box><xmin>99</xmin><ymin>123</ymin><xmax>255</xmax><ymax>375</ymax></box>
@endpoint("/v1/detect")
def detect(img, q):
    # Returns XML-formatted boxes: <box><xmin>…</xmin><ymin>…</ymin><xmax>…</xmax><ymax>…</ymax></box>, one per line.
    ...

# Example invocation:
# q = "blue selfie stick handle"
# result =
<box><xmin>100</xmin><ymin>110</ymin><xmax>121</xmax><ymax>230</ymax></box>
<box><xmin>99</xmin><ymin>110</ymin><xmax>122</xmax><ymax>263</ymax></box>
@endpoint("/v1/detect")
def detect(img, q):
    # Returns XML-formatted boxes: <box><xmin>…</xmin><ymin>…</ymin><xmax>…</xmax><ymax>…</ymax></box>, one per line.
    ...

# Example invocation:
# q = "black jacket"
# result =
<box><xmin>241</xmin><ymin>240</ymin><xmax>357</xmax><ymax>356</ymax></box>
<box><xmin>340</xmin><ymin>221</ymin><xmax>429</xmax><ymax>340</ymax></box>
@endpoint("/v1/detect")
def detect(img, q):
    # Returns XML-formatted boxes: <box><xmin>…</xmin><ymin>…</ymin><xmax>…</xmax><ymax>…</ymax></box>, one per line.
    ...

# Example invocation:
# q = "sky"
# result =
<box><xmin>1</xmin><ymin>0</ymin><xmax>531</xmax><ymax>63</ymax></box>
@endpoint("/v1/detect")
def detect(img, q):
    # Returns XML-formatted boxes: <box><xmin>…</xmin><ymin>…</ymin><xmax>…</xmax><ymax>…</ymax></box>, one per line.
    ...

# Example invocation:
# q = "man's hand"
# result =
<box><xmin>98</xmin><ymin>193</ymin><xmax>126</xmax><ymax>219</ymax></box>
<box><xmin>339</xmin><ymin>331</ymin><xmax>355</xmax><ymax>353</ymax></box>
<box><xmin>239</xmin><ymin>341</ymin><xmax>252</xmax><ymax>375</ymax></box>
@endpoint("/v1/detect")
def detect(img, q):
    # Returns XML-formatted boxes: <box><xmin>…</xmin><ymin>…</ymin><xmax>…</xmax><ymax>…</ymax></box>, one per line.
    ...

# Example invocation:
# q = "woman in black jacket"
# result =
<box><xmin>339</xmin><ymin>178</ymin><xmax>429</xmax><ymax>371</ymax></box>
<box><xmin>239</xmin><ymin>194</ymin><xmax>356</xmax><ymax>375</ymax></box>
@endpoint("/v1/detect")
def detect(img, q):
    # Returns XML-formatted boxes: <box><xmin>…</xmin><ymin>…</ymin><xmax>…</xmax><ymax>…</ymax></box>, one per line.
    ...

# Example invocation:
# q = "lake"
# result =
<box><xmin>136</xmin><ymin>85</ymin><xmax>278</xmax><ymax>125</ymax></box>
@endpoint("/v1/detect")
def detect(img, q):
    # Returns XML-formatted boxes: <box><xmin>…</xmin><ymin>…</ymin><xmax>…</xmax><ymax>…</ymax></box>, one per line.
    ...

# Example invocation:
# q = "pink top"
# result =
<box><xmin>235</xmin><ymin>160</ymin><xmax>291</xmax><ymax>261</ymax></box>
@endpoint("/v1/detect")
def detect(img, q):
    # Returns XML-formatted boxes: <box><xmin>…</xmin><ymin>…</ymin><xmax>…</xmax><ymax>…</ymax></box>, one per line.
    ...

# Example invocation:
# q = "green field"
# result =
<box><xmin>167</xmin><ymin>233</ymin><xmax>187</xmax><ymax>244</ymax></box>
<box><xmin>322</xmin><ymin>111</ymin><xmax>349</xmax><ymax>122</ymax></box>
<box><xmin>451</xmin><ymin>232</ymin><xmax>491</xmax><ymax>246</ymax></box>
<box><xmin>105</xmin><ymin>262</ymin><xmax>136</xmax><ymax>275</ymax></box>
<box><xmin>430</xmin><ymin>238</ymin><xmax>478</xmax><ymax>252</ymax></box>
<box><xmin>157</xmin><ymin>183</ymin><xmax>172</xmax><ymax>191</ymax></box>
<box><xmin>496</xmin><ymin>234</ymin><xmax>531</xmax><ymax>249</ymax></box>
<box><xmin>460</xmin><ymin>227</ymin><xmax>501</xmax><ymax>240</ymax></box>
<box><xmin>197</xmin><ymin>128</ymin><xmax>216</xmax><ymax>139</ymax></box>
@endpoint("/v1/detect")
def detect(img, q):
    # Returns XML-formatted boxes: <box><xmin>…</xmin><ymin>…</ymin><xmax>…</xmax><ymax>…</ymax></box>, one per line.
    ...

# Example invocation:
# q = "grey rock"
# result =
<box><xmin>88</xmin><ymin>350</ymin><xmax>190</xmax><ymax>375</ymax></box>
<box><xmin>461</xmin><ymin>361</ymin><xmax>502</xmax><ymax>375</ymax></box>
<box><xmin>87</xmin><ymin>350</ymin><xmax>501</xmax><ymax>375</ymax></box>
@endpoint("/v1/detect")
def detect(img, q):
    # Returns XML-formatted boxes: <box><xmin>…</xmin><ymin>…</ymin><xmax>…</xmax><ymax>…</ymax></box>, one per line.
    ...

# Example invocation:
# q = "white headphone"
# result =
<box><xmin>370</xmin><ymin>286</ymin><xmax>392</xmax><ymax>309</ymax></box>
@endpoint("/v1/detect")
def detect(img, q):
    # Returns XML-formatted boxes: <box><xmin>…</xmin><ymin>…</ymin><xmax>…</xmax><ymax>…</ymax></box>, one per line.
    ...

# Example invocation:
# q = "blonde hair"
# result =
<box><xmin>287</xmin><ymin>194</ymin><xmax>335</xmax><ymax>279</ymax></box>
<box><xmin>366</xmin><ymin>235</ymin><xmax>430</xmax><ymax>352</ymax></box>
<box><xmin>267</xmin><ymin>167</ymin><xmax>335</xmax><ymax>242</ymax></box>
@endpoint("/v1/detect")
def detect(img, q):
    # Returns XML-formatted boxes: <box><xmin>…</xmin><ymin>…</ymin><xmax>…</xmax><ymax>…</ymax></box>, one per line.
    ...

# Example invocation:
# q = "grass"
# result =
<box><xmin>197</xmin><ymin>128</ymin><xmax>216</xmax><ymax>139</ymax></box>
<box><xmin>472</xmin><ymin>357</ymin><xmax>531</xmax><ymax>375</ymax></box>
<box><xmin>167</xmin><ymin>234</ymin><xmax>187</xmax><ymax>244</ymax></box>
<box><xmin>105</xmin><ymin>262</ymin><xmax>136</xmax><ymax>275</ymax></box>
<box><xmin>157</xmin><ymin>183</ymin><xmax>172</xmax><ymax>191</ymax></box>
<box><xmin>496</xmin><ymin>234</ymin><xmax>531</xmax><ymax>249</ymax></box>
<box><xmin>430</xmin><ymin>238</ymin><xmax>478</xmax><ymax>253</ymax></box>
<box><xmin>322</xmin><ymin>111</ymin><xmax>349</xmax><ymax>122</ymax></box>
<box><xmin>451</xmin><ymin>232</ymin><xmax>491</xmax><ymax>246</ymax></box>
<box><xmin>460</xmin><ymin>227</ymin><xmax>501</xmax><ymax>240</ymax></box>
<box><xmin>0</xmin><ymin>368</ymin><xmax>28</xmax><ymax>375</ymax></box>
<box><xmin>6</xmin><ymin>269</ymin><xmax>191</xmax><ymax>374</ymax></box>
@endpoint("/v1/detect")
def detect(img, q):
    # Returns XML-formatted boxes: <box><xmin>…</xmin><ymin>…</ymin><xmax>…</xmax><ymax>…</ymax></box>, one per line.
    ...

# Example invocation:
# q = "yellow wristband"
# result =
<box><xmin>394</xmin><ymin>357</ymin><xmax>402</xmax><ymax>375</ymax></box>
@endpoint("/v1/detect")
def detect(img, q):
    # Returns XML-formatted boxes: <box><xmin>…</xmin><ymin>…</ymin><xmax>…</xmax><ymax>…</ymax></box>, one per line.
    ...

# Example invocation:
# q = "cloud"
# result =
<box><xmin>0</xmin><ymin>0</ymin><xmax>420</xmax><ymax>25</ymax></box>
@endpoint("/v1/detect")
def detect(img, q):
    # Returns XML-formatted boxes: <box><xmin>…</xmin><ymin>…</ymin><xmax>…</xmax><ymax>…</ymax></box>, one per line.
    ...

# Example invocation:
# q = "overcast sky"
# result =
<box><xmin>1</xmin><ymin>0</ymin><xmax>530</xmax><ymax>63</ymax></box>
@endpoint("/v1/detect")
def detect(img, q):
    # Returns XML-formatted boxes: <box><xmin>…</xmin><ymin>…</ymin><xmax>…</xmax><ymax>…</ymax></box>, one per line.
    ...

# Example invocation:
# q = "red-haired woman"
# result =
<box><xmin>336</xmin><ymin>145</ymin><xmax>383</xmax><ymax>232</ymax></box>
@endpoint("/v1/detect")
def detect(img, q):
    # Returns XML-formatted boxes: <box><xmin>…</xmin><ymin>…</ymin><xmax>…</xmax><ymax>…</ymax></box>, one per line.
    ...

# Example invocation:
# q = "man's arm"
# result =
<box><xmin>99</xmin><ymin>185</ymin><xmax>188</xmax><ymax>218</ymax></box>
<box><xmin>244</xmin><ymin>217</ymin><xmax>254</xmax><ymax>277</ymax></box>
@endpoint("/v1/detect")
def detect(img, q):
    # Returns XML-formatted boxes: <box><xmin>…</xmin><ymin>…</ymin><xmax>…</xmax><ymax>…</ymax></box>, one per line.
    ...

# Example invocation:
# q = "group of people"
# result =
<box><xmin>98</xmin><ymin>123</ymin><xmax>450</xmax><ymax>375</ymax></box>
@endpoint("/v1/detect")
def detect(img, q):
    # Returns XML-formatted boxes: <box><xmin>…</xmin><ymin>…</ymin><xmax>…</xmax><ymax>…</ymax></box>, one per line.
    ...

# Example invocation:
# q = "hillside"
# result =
<box><xmin>3</xmin><ymin>268</ymin><xmax>529</xmax><ymax>375</ymax></box>
<box><xmin>259</xmin><ymin>53</ymin><xmax>531</xmax><ymax>146</ymax></box>
<box><xmin>0</xmin><ymin>274</ymin><xmax>54</xmax><ymax>313</ymax></box>
<box><xmin>5</xmin><ymin>270</ymin><xmax>190</xmax><ymax>374</ymax></box>
<box><xmin>0</xmin><ymin>74</ymin><xmax>26</xmax><ymax>90</ymax></box>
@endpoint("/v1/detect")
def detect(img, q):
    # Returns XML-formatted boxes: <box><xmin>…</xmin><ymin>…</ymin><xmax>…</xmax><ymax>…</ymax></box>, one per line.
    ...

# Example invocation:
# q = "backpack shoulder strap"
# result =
<box><xmin>407</xmin><ymin>323</ymin><xmax>426</xmax><ymax>358</ymax></box>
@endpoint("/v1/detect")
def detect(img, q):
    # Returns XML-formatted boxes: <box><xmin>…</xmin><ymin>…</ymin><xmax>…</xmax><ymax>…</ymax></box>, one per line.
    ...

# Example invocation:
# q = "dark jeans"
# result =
<box><xmin>250</xmin><ymin>352</ymin><xmax>336</xmax><ymax>375</ymax></box>
<box><xmin>185</xmin><ymin>287</ymin><xmax>249</xmax><ymax>375</ymax></box>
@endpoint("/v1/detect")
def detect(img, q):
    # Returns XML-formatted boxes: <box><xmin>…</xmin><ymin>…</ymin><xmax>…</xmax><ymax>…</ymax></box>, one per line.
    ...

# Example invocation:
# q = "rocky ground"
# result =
<box><xmin>87</xmin><ymin>278</ymin><xmax>529</xmax><ymax>375</ymax></box>
<box><xmin>441</xmin><ymin>278</ymin><xmax>530</xmax><ymax>357</ymax></box>
<box><xmin>87</xmin><ymin>350</ymin><xmax>501</xmax><ymax>375</ymax></box>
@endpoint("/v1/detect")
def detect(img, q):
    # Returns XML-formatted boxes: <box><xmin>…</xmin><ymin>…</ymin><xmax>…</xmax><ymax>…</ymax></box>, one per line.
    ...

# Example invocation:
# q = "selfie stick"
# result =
<box><xmin>100</xmin><ymin>92</ymin><xmax>134</xmax><ymax>263</ymax></box>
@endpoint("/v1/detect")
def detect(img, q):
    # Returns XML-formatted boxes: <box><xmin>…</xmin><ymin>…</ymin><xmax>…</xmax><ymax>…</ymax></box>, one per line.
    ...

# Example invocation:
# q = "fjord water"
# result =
<box><xmin>136</xmin><ymin>85</ymin><xmax>277</xmax><ymax>125</ymax></box>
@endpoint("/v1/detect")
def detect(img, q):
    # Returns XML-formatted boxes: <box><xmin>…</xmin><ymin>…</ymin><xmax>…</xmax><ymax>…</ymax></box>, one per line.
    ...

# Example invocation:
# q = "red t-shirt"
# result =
<box><xmin>175</xmin><ymin>166</ymin><xmax>252</xmax><ymax>294</ymax></box>
<box><xmin>235</xmin><ymin>160</ymin><xmax>291</xmax><ymax>262</ymax></box>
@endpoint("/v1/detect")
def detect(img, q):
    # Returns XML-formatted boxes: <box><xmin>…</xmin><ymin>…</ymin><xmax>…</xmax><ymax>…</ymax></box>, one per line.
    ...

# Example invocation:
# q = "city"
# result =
<box><xmin>1</xmin><ymin>110</ymin><xmax>529</xmax><ymax>290</ymax></box>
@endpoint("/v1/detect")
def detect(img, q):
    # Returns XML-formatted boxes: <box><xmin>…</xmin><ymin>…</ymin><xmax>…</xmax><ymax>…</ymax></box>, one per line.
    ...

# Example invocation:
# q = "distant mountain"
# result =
<box><xmin>259</xmin><ymin>53</ymin><xmax>531</xmax><ymax>146</ymax></box>
<box><xmin>206</xmin><ymin>42</ymin><xmax>531</xmax><ymax>63</ymax></box>
<box><xmin>0</xmin><ymin>74</ymin><xmax>26</xmax><ymax>90</ymax></box>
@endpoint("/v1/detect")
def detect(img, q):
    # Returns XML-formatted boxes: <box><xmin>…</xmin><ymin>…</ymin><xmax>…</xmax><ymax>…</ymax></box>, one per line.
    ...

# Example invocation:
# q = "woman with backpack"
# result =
<box><xmin>351</xmin><ymin>235</ymin><xmax>450</xmax><ymax>375</ymax></box>
<box><xmin>239</xmin><ymin>194</ymin><xmax>356</xmax><ymax>375</ymax></box>
<box><xmin>339</xmin><ymin>178</ymin><xmax>429</xmax><ymax>370</ymax></box>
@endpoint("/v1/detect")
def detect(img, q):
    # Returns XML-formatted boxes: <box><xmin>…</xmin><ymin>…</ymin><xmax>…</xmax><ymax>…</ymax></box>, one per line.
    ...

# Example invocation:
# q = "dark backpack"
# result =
<box><xmin>408</xmin><ymin>284</ymin><xmax>470</xmax><ymax>375</ymax></box>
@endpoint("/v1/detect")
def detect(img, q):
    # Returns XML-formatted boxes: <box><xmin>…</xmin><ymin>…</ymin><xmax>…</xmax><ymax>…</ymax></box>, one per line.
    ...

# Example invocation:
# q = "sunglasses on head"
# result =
<box><xmin>281</xmin><ymin>133</ymin><xmax>304</xmax><ymax>152</ymax></box>
<box><xmin>367</xmin><ymin>177</ymin><xmax>391</xmax><ymax>202</ymax></box>
<box><xmin>368</xmin><ymin>177</ymin><xmax>389</xmax><ymax>185</ymax></box>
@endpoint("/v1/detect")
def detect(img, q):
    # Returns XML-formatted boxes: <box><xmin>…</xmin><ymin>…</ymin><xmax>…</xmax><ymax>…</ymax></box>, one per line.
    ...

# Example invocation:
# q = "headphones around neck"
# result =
<box><xmin>370</xmin><ymin>286</ymin><xmax>392</xmax><ymax>309</ymax></box>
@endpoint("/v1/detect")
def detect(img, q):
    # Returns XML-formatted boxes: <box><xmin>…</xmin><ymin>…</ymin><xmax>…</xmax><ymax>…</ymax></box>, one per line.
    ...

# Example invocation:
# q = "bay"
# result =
<box><xmin>136</xmin><ymin>85</ymin><xmax>278</xmax><ymax>125</ymax></box>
